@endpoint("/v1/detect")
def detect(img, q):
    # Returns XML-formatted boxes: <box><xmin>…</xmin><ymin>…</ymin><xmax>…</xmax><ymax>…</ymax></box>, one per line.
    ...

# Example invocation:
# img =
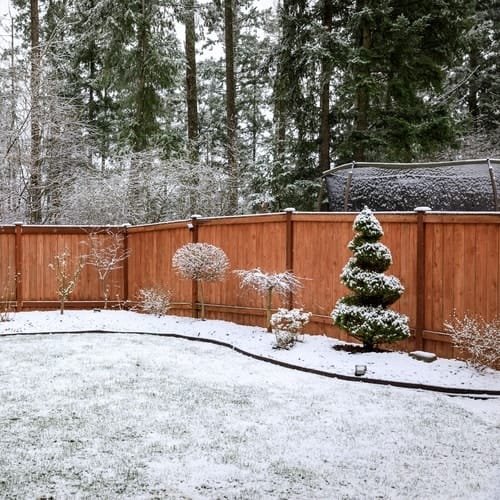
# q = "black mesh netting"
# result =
<box><xmin>324</xmin><ymin>159</ymin><xmax>500</xmax><ymax>211</ymax></box>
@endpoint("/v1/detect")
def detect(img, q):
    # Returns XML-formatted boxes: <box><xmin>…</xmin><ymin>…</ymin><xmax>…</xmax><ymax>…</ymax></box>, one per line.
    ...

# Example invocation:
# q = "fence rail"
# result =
<box><xmin>1</xmin><ymin>211</ymin><xmax>498</xmax><ymax>360</ymax></box>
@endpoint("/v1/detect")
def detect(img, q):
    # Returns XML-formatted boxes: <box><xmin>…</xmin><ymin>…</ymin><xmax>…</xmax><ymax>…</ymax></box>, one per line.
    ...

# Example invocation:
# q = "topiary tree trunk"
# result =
<box><xmin>331</xmin><ymin>206</ymin><xmax>410</xmax><ymax>350</ymax></box>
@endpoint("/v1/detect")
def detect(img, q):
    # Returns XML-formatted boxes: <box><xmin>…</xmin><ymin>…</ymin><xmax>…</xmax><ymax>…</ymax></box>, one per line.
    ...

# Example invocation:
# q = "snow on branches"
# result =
<box><xmin>445</xmin><ymin>313</ymin><xmax>500</xmax><ymax>371</ymax></box>
<box><xmin>331</xmin><ymin>207</ymin><xmax>409</xmax><ymax>350</ymax></box>
<box><xmin>270</xmin><ymin>308</ymin><xmax>311</xmax><ymax>349</ymax></box>
<box><xmin>137</xmin><ymin>287</ymin><xmax>172</xmax><ymax>317</ymax></box>
<box><xmin>234</xmin><ymin>268</ymin><xmax>303</xmax><ymax>332</ymax></box>
<box><xmin>85</xmin><ymin>229</ymin><xmax>130</xmax><ymax>309</ymax></box>
<box><xmin>49</xmin><ymin>248</ymin><xmax>86</xmax><ymax>315</ymax></box>
<box><xmin>172</xmin><ymin>243</ymin><xmax>229</xmax><ymax>319</ymax></box>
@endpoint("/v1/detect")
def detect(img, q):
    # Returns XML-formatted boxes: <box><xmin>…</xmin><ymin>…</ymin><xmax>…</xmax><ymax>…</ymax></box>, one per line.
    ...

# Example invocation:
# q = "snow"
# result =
<box><xmin>2</xmin><ymin>310</ymin><xmax>499</xmax><ymax>391</ymax></box>
<box><xmin>0</xmin><ymin>310</ymin><xmax>499</xmax><ymax>498</ymax></box>
<box><xmin>325</xmin><ymin>161</ymin><xmax>500</xmax><ymax>211</ymax></box>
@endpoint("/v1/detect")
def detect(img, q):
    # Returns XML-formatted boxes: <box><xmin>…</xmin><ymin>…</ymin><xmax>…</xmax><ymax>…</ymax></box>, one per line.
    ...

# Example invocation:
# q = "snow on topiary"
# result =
<box><xmin>234</xmin><ymin>268</ymin><xmax>302</xmax><ymax>332</ymax></box>
<box><xmin>331</xmin><ymin>207</ymin><xmax>410</xmax><ymax>350</ymax></box>
<box><xmin>172</xmin><ymin>243</ymin><xmax>229</xmax><ymax>320</ymax></box>
<box><xmin>270</xmin><ymin>308</ymin><xmax>311</xmax><ymax>349</ymax></box>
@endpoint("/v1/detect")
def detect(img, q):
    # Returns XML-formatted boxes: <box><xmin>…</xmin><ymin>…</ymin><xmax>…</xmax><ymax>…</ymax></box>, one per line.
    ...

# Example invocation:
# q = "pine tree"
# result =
<box><xmin>448</xmin><ymin>0</ymin><xmax>500</xmax><ymax>157</ymax></box>
<box><xmin>331</xmin><ymin>207</ymin><xmax>409</xmax><ymax>350</ymax></box>
<box><xmin>338</xmin><ymin>0</ymin><xmax>473</xmax><ymax>162</ymax></box>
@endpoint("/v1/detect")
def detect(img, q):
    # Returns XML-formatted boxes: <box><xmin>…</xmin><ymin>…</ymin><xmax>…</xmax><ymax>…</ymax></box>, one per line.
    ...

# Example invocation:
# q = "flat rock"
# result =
<box><xmin>409</xmin><ymin>351</ymin><xmax>437</xmax><ymax>363</ymax></box>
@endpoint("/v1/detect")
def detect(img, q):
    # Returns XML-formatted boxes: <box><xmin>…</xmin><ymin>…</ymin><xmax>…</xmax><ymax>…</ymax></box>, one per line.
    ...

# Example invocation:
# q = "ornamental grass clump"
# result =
<box><xmin>270</xmin><ymin>308</ymin><xmax>311</xmax><ymax>349</ymax></box>
<box><xmin>331</xmin><ymin>207</ymin><xmax>409</xmax><ymax>350</ymax></box>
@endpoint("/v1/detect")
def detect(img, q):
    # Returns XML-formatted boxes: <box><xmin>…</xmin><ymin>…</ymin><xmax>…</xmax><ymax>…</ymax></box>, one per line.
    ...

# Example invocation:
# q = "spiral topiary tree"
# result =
<box><xmin>331</xmin><ymin>207</ymin><xmax>410</xmax><ymax>350</ymax></box>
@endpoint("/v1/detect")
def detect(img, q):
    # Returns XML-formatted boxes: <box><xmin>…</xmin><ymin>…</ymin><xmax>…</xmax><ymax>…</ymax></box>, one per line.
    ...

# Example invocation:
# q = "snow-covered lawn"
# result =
<box><xmin>1</xmin><ymin>311</ymin><xmax>499</xmax><ymax>499</ymax></box>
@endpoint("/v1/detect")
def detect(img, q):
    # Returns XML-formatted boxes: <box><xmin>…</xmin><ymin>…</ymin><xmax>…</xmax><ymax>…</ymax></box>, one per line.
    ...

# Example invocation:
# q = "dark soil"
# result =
<box><xmin>332</xmin><ymin>344</ymin><xmax>388</xmax><ymax>354</ymax></box>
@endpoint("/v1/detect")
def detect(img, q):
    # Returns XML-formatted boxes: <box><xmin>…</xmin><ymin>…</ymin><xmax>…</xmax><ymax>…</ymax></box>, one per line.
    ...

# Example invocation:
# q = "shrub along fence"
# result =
<box><xmin>0</xmin><ymin>210</ymin><xmax>498</xmax><ymax>359</ymax></box>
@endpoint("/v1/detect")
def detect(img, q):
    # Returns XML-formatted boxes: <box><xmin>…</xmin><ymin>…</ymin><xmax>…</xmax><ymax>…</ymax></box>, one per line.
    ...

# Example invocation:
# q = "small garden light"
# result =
<box><xmin>355</xmin><ymin>365</ymin><xmax>367</xmax><ymax>376</ymax></box>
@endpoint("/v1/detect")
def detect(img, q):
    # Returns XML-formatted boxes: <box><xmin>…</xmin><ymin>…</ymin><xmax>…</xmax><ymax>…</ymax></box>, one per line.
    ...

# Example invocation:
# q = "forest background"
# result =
<box><xmin>0</xmin><ymin>0</ymin><xmax>498</xmax><ymax>225</ymax></box>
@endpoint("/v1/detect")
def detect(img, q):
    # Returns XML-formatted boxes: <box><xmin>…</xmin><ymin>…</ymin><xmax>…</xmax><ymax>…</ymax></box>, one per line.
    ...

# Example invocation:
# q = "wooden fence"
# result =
<box><xmin>1</xmin><ymin>211</ymin><xmax>498</xmax><ymax>359</ymax></box>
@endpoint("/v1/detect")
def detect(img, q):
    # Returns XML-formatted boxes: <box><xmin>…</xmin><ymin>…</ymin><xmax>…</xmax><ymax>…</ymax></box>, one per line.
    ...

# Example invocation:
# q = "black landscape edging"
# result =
<box><xmin>2</xmin><ymin>330</ymin><xmax>499</xmax><ymax>399</ymax></box>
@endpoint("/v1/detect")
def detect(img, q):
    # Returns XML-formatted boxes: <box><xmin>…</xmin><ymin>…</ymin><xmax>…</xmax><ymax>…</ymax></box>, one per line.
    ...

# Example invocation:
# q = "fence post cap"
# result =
<box><xmin>414</xmin><ymin>206</ymin><xmax>431</xmax><ymax>213</ymax></box>
<box><xmin>14</xmin><ymin>221</ymin><xmax>24</xmax><ymax>225</ymax></box>
<box><xmin>284</xmin><ymin>207</ymin><xmax>296</xmax><ymax>213</ymax></box>
<box><xmin>191</xmin><ymin>214</ymin><xmax>202</xmax><ymax>220</ymax></box>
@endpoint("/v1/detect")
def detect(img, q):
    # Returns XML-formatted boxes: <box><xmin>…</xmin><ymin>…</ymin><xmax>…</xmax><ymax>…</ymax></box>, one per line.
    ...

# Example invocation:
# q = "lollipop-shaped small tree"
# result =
<box><xmin>331</xmin><ymin>207</ymin><xmax>410</xmax><ymax>350</ymax></box>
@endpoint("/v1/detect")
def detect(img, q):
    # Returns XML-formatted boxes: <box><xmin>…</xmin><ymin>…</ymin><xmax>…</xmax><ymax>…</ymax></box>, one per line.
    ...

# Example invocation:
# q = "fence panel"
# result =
<box><xmin>0</xmin><ymin>228</ymin><xmax>16</xmax><ymax>302</ymax></box>
<box><xmin>0</xmin><ymin>212</ymin><xmax>498</xmax><ymax>360</ymax></box>
<box><xmin>423</xmin><ymin>215</ymin><xmax>499</xmax><ymax>357</ymax></box>
<box><xmin>197</xmin><ymin>214</ymin><xmax>287</xmax><ymax>327</ymax></box>
<box><xmin>127</xmin><ymin>222</ymin><xmax>192</xmax><ymax>315</ymax></box>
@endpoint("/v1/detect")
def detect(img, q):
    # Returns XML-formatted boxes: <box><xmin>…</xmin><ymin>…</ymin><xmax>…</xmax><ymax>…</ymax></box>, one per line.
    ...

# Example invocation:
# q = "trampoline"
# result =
<box><xmin>323</xmin><ymin>158</ymin><xmax>500</xmax><ymax>212</ymax></box>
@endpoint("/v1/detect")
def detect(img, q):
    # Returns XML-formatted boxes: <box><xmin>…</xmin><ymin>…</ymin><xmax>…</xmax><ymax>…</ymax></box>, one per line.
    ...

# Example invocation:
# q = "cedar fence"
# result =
<box><xmin>1</xmin><ymin>210</ymin><xmax>499</xmax><ymax>360</ymax></box>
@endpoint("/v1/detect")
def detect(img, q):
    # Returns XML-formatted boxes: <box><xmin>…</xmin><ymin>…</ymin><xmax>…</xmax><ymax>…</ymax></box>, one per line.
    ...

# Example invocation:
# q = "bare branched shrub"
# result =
<box><xmin>445</xmin><ymin>313</ymin><xmax>500</xmax><ymax>371</ymax></box>
<box><xmin>86</xmin><ymin>229</ymin><xmax>130</xmax><ymax>309</ymax></box>
<box><xmin>49</xmin><ymin>248</ymin><xmax>86</xmax><ymax>314</ymax></box>
<box><xmin>270</xmin><ymin>308</ymin><xmax>311</xmax><ymax>349</ymax></box>
<box><xmin>172</xmin><ymin>243</ymin><xmax>229</xmax><ymax>319</ymax></box>
<box><xmin>137</xmin><ymin>287</ymin><xmax>171</xmax><ymax>317</ymax></box>
<box><xmin>0</xmin><ymin>268</ymin><xmax>16</xmax><ymax>322</ymax></box>
<box><xmin>235</xmin><ymin>268</ymin><xmax>303</xmax><ymax>332</ymax></box>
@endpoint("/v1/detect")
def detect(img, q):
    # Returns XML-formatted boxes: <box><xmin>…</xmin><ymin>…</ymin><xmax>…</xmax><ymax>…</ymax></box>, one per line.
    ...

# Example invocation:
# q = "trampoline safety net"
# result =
<box><xmin>323</xmin><ymin>159</ymin><xmax>500</xmax><ymax>212</ymax></box>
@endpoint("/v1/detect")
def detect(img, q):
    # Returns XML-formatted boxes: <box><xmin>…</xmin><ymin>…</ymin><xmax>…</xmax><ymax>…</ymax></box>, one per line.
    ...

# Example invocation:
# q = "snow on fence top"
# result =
<box><xmin>323</xmin><ymin>158</ymin><xmax>500</xmax><ymax>212</ymax></box>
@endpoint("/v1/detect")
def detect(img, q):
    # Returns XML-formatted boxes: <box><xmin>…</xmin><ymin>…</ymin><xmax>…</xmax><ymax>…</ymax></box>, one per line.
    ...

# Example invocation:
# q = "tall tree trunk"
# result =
<box><xmin>251</xmin><ymin>67</ymin><xmax>257</xmax><ymax>166</ymax></box>
<box><xmin>185</xmin><ymin>0</ymin><xmax>199</xmax><ymax>213</ymax></box>
<box><xmin>272</xmin><ymin>0</ymin><xmax>288</xmax><ymax>210</ymax></box>
<box><xmin>185</xmin><ymin>0</ymin><xmax>199</xmax><ymax>154</ymax></box>
<box><xmin>133</xmin><ymin>0</ymin><xmax>148</xmax><ymax>153</ymax></box>
<box><xmin>224</xmin><ymin>0</ymin><xmax>238</xmax><ymax>214</ymax></box>
<box><xmin>353</xmin><ymin>0</ymin><xmax>371</xmax><ymax>162</ymax></box>
<box><xmin>8</xmin><ymin>15</ymin><xmax>19</xmax><ymax>214</ymax></box>
<box><xmin>128</xmin><ymin>0</ymin><xmax>149</xmax><ymax>221</ymax></box>
<box><xmin>467</xmin><ymin>44</ymin><xmax>480</xmax><ymax>128</ymax></box>
<box><xmin>319</xmin><ymin>0</ymin><xmax>333</xmax><ymax>173</ymax></box>
<box><xmin>30</xmin><ymin>0</ymin><xmax>42</xmax><ymax>223</ymax></box>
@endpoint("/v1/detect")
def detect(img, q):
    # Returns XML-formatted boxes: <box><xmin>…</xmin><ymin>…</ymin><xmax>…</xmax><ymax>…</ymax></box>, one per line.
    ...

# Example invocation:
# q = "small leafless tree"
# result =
<box><xmin>48</xmin><ymin>248</ymin><xmax>85</xmax><ymax>314</ymax></box>
<box><xmin>234</xmin><ymin>268</ymin><xmax>303</xmax><ymax>332</ymax></box>
<box><xmin>86</xmin><ymin>229</ymin><xmax>130</xmax><ymax>309</ymax></box>
<box><xmin>172</xmin><ymin>243</ymin><xmax>229</xmax><ymax>320</ymax></box>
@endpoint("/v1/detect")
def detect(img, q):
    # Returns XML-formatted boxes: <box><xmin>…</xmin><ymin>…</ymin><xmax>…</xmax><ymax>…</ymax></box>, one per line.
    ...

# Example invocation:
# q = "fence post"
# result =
<box><xmin>190</xmin><ymin>214</ymin><xmax>201</xmax><ymax>318</ymax></box>
<box><xmin>285</xmin><ymin>208</ymin><xmax>295</xmax><ymax>309</ymax></box>
<box><xmin>121</xmin><ymin>224</ymin><xmax>130</xmax><ymax>305</ymax></box>
<box><xmin>14</xmin><ymin>222</ymin><xmax>23</xmax><ymax>311</ymax></box>
<box><xmin>414</xmin><ymin>207</ymin><xmax>430</xmax><ymax>350</ymax></box>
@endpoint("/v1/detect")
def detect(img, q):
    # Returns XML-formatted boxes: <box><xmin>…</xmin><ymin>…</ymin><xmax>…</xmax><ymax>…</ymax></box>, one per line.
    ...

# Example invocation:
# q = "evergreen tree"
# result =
<box><xmin>331</xmin><ymin>207</ymin><xmax>409</xmax><ymax>350</ymax></box>
<box><xmin>338</xmin><ymin>0</ymin><xmax>473</xmax><ymax>161</ymax></box>
<box><xmin>447</xmin><ymin>0</ymin><xmax>500</xmax><ymax>157</ymax></box>
<box><xmin>271</xmin><ymin>0</ymin><xmax>346</xmax><ymax>210</ymax></box>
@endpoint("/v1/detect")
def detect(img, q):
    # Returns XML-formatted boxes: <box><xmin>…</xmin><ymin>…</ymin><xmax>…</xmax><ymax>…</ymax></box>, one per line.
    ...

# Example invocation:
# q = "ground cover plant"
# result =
<box><xmin>0</xmin><ymin>330</ymin><xmax>498</xmax><ymax>499</ymax></box>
